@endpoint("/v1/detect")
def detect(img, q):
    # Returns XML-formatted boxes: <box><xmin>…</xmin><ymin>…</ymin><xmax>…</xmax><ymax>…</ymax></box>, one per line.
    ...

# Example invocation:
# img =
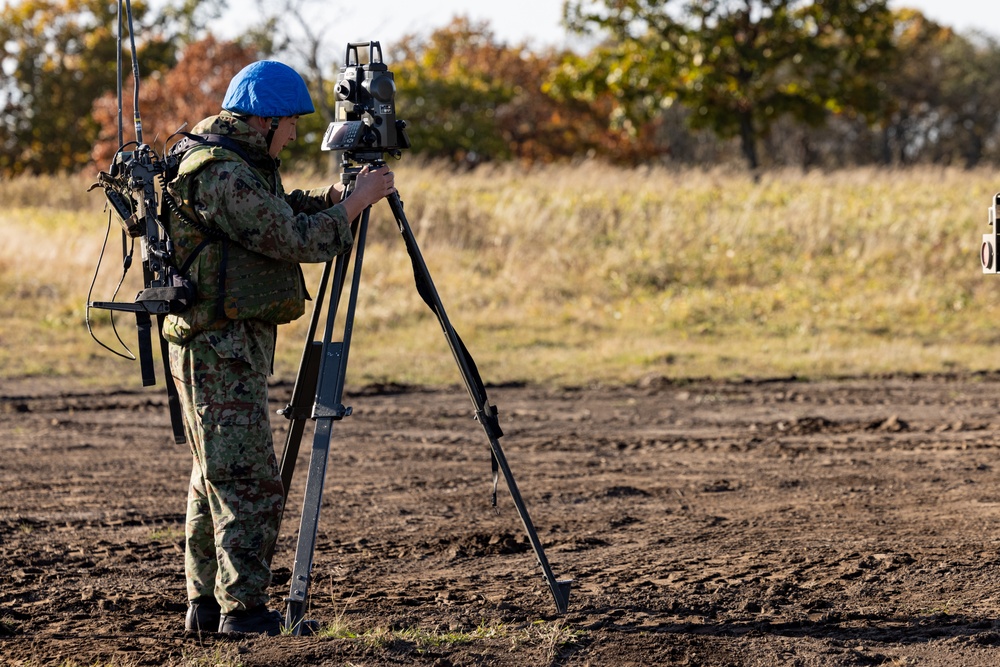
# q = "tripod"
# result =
<box><xmin>272</xmin><ymin>160</ymin><xmax>571</xmax><ymax>634</ymax></box>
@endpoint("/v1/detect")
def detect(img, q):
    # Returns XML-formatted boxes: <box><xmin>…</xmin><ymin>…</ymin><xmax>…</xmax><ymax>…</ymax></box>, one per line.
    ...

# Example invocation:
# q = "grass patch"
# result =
<box><xmin>316</xmin><ymin>617</ymin><xmax>584</xmax><ymax>658</ymax></box>
<box><xmin>355</xmin><ymin>619</ymin><xmax>508</xmax><ymax>647</ymax></box>
<box><xmin>148</xmin><ymin>526</ymin><xmax>184</xmax><ymax>543</ymax></box>
<box><xmin>178</xmin><ymin>645</ymin><xmax>245</xmax><ymax>667</ymax></box>
<box><xmin>2</xmin><ymin>165</ymin><xmax>998</xmax><ymax>388</ymax></box>
<box><xmin>0</xmin><ymin>614</ymin><xmax>20</xmax><ymax>636</ymax></box>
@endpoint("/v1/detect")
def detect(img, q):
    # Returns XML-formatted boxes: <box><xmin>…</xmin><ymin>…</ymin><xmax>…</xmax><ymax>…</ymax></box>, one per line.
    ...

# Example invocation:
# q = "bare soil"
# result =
<box><xmin>4</xmin><ymin>373</ymin><xmax>1000</xmax><ymax>666</ymax></box>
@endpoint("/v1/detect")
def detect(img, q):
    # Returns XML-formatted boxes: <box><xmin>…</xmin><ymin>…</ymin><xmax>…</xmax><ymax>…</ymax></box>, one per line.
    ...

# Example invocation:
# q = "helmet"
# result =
<box><xmin>222</xmin><ymin>60</ymin><xmax>315</xmax><ymax>117</ymax></box>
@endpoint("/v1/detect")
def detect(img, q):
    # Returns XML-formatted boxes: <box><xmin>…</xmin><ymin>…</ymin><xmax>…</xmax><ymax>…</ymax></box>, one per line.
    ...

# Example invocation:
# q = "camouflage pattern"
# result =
<box><xmin>163</xmin><ymin>111</ymin><xmax>354</xmax><ymax>375</ymax></box>
<box><xmin>164</xmin><ymin>111</ymin><xmax>358</xmax><ymax>612</ymax></box>
<box><xmin>171</xmin><ymin>337</ymin><xmax>283</xmax><ymax>612</ymax></box>
<box><xmin>169</xmin><ymin>143</ymin><xmax>308</xmax><ymax>330</ymax></box>
<box><xmin>219</xmin><ymin>241</ymin><xmax>308</xmax><ymax>324</ymax></box>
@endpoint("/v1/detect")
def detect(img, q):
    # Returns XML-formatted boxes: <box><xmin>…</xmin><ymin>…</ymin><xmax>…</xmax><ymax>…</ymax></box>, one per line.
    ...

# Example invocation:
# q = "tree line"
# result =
<box><xmin>1</xmin><ymin>0</ymin><xmax>998</xmax><ymax>176</ymax></box>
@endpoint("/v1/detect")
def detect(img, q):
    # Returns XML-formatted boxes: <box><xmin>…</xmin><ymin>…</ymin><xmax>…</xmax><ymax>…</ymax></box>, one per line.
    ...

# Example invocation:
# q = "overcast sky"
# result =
<box><xmin>889</xmin><ymin>0</ymin><xmax>1000</xmax><ymax>36</ymax></box>
<box><xmin>211</xmin><ymin>0</ymin><xmax>1000</xmax><ymax>49</ymax></box>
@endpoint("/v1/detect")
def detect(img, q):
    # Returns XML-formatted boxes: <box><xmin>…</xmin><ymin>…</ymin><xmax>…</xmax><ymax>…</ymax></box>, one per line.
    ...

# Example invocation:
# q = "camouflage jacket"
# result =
<box><xmin>162</xmin><ymin>112</ymin><xmax>354</xmax><ymax>375</ymax></box>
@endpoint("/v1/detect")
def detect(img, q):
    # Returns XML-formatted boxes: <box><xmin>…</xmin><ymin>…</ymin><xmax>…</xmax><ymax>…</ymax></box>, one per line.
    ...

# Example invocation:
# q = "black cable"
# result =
<box><xmin>153</xmin><ymin>142</ymin><xmax>227</xmax><ymax>242</ymax></box>
<box><xmin>85</xmin><ymin>211</ymin><xmax>137</xmax><ymax>361</ymax></box>
<box><xmin>85</xmin><ymin>141</ymin><xmax>145</xmax><ymax>359</ymax></box>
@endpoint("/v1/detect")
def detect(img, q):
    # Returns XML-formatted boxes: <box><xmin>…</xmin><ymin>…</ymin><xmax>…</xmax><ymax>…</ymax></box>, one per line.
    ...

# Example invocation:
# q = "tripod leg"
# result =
<box><xmin>277</xmin><ymin>341</ymin><xmax>324</xmax><ymax>496</ymax></box>
<box><xmin>274</xmin><ymin>209</ymin><xmax>361</xmax><ymax>502</ymax></box>
<box><xmin>270</xmin><ymin>209</ymin><xmax>362</xmax><ymax>564</ymax></box>
<box><xmin>284</xmin><ymin>206</ymin><xmax>371</xmax><ymax>634</ymax></box>
<box><xmin>262</xmin><ymin>339</ymin><xmax>323</xmax><ymax>567</ymax></box>
<box><xmin>386</xmin><ymin>191</ymin><xmax>571</xmax><ymax>614</ymax></box>
<box><xmin>275</xmin><ymin>259</ymin><xmax>336</xmax><ymax>503</ymax></box>
<box><xmin>487</xmin><ymin>432</ymin><xmax>572</xmax><ymax>613</ymax></box>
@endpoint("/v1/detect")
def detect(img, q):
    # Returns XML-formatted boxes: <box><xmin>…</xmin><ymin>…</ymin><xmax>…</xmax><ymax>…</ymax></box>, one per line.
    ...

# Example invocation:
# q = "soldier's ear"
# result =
<box><xmin>242</xmin><ymin>116</ymin><xmax>267</xmax><ymax>133</ymax></box>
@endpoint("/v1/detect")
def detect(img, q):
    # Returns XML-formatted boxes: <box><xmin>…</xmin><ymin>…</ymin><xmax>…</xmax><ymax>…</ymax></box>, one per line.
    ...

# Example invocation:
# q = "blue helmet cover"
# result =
<box><xmin>222</xmin><ymin>60</ymin><xmax>315</xmax><ymax>117</ymax></box>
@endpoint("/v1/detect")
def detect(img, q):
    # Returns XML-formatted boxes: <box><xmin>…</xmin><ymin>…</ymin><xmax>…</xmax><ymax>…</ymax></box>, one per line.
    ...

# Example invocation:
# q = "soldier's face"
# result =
<box><xmin>268</xmin><ymin>116</ymin><xmax>300</xmax><ymax>157</ymax></box>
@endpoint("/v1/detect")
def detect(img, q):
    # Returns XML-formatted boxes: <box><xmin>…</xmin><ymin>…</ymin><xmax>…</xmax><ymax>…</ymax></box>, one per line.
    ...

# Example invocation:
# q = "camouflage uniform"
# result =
<box><xmin>163</xmin><ymin>112</ymin><xmax>354</xmax><ymax>614</ymax></box>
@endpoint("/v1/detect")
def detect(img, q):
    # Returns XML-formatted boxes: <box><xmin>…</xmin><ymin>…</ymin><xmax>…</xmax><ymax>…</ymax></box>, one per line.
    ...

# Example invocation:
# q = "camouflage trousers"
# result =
<box><xmin>168</xmin><ymin>336</ymin><xmax>284</xmax><ymax>614</ymax></box>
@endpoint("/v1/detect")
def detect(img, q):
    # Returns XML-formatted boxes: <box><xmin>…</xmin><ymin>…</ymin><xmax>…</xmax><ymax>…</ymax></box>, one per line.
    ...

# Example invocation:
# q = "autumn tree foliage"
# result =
<box><xmin>91</xmin><ymin>36</ymin><xmax>259</xmax><ymax>167</ymax></box>
<box><xmin>0</xmin><ymin>0</ymin><xmax>223</xmax><ymax>176</ymax></box>
<box><xmin>0</xmin><ymin>0</ymin><xmax>153</xmax><ymax>174</ymax></box>
<box><xmin>389</xmin><ymin>17</ymin><xmax>619</xmax><ymax>165</ymax></box>
<box><xmin>6</xmin><ymin>0</ymin><xmax>1000</xmax><ymax>174</ymax></box>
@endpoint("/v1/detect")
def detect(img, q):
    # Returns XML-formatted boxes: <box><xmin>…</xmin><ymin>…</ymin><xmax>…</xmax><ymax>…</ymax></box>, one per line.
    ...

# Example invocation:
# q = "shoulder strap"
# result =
<box><xmin>162</xmin><ymin>131</ymin><xmax>273</xmax><ymax>288</ymax></box>
<box><xmin>170</xmin><ymin>132</ymin><xmax>269</xmax><ymax>170</ymax></box>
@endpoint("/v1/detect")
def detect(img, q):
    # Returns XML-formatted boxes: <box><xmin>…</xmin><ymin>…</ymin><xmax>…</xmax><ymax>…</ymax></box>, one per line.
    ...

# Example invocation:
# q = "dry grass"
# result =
<box><xmin>1</xmin><ymin>163</ymin><xmax>996</xmax><ymax>389</ymax></box>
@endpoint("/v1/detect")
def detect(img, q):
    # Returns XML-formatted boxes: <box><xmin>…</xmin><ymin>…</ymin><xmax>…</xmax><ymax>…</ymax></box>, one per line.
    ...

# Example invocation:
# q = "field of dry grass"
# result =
<box><xmin>1</xmin><ymin>163</ymin><xmax>997</xmax><ymax>390</ymax></box>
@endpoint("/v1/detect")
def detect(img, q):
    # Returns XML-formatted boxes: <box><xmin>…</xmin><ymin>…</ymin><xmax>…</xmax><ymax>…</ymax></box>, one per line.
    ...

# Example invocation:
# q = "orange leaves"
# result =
<box><xmin>90</xmin><ymin>35</ymin><xmax>257</xmax><ymax>165</ymax></box>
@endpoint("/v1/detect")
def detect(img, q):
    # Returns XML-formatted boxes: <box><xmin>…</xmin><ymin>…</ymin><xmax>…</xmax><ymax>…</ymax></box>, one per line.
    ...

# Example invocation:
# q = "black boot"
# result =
<box><xmin>218</xmin><ymin>606</ymin><xmax>284</xmax><ymax>636</ymax></box>
<box><xmin>184</xmin><ymin>596</ymin><xmax>221</xmax><ymax>633</ymax></box>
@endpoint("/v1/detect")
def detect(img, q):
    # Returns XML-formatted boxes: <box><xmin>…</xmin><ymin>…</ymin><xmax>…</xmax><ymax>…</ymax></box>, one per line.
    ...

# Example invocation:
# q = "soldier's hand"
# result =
<box><xmin>337</xmin><ymin>165</ymin><xmax>396</xmax><ymax>223</ymax></box>
<box><xmin>353</xmin><ymin>165</ymin><xmax>395</xmax><ymax>208</ymax></box>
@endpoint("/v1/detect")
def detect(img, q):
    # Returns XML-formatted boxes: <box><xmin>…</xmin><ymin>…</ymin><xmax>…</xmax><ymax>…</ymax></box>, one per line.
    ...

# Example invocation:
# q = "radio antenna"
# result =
<box><xmin>116</xmin><ymin>1</ymin><xmax>124</xmax><ymax>147</ymax></box>
<box><xmin>123</xmin><ymin>0</ymin><xmax>143</xmax><ymax>144</ymax></box>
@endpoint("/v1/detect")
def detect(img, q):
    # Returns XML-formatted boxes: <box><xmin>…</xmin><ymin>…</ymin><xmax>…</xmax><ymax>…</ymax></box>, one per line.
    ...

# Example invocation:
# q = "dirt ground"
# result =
<box><xmin>6</xmin><ymin>372</ymin><xmax>1000</xmax><ymax>666</ymax></box>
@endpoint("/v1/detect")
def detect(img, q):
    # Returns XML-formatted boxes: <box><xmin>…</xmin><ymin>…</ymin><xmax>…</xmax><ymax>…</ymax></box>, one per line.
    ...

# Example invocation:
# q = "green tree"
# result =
<box><xmin>875</xmin><ymin>8</ymin><xmax>952</xmax><ymax>165</ymax></box>
<box><xmin>937</xmin><ymin>31</ymin><xmax>1000</xmax><ymax>168</ymax></box>
<box><xmin>560</xmin><ymin>0</ymin><xmax>897</xmax><ymax>170</ymax></box>
<box><xmin>879</xmin><ymin>10</ymin><xmax>1000</xmax><ymax>167</ymax></box>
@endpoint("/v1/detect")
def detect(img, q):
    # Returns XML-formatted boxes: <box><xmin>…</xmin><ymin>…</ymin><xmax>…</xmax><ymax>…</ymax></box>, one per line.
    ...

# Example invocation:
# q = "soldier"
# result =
<box><xmin>162</xmin><ymin>60</ymin><xmax>395</xmax><ymax>636</ymax></box>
